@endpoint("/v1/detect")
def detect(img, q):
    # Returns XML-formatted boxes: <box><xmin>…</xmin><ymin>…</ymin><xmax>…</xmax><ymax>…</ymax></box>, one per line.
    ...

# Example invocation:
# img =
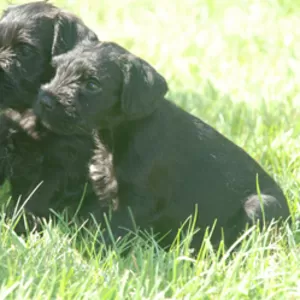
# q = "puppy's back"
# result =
<box><xmin>125</xmin><ymin>99</ymin><xmax>289</xmax><ymax>228</ymax></box>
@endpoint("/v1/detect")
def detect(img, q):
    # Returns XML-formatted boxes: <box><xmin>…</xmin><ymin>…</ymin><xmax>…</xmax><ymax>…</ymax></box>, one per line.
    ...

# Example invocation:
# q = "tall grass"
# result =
<box><xmin>0</xmin><ymin>0</ymin><xmax>299</xmax><ymax>298</ymax></box>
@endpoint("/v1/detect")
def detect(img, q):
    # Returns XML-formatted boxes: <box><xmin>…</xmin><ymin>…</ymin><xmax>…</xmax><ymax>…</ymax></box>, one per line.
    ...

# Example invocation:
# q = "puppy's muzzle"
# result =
<box><xmin>38</xmin><ymin>90</ymin><xmax>56</xmax><ymax>111</ymax></box>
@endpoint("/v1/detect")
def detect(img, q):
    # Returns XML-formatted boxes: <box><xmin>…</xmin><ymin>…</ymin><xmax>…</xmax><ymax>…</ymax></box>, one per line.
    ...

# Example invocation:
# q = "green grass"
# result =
<box><xmin>0</xmin><ymin>0</ymin><xmax>300</xmax><ymax>298</ymax></box>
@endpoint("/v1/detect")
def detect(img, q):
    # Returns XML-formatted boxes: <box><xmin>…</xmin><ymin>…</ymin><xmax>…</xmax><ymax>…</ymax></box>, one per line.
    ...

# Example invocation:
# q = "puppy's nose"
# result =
<box><xmin>38</xmin><ymin>90</ymin><xmax>55</xmax><ymax>111</ymax></box>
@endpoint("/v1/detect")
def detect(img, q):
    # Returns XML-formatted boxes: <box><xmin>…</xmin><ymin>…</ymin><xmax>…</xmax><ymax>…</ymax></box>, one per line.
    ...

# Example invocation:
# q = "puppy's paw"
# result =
<box><xmin>89</xmin><ymin>160</ymin><xmax>119</xmax><ymax>209</ymax></box>
<box><xmin>19</xmin><ymin>110</ymin><xmax>43</xmax><ymax>140</ymax></box>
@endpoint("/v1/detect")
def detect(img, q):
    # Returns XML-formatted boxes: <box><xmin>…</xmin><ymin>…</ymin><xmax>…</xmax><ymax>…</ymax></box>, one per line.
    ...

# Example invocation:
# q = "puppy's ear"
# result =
<box><xmin>51</xmin><ymin>11</ymin><xmax>98</xmax><ymax>56</ymax></box>
<box><xmin>119</xmin><ymin>54</ymin><xmax>168</xmax><ymax>119</ymax></box>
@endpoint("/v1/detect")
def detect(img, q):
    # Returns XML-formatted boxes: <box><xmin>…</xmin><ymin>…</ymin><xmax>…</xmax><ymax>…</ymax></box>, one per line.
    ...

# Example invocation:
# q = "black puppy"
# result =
<box><xmin>0</xmin><ymin>2</ymin><xmax>117</xmax><ymax>231</ymax></box>
<box><xmin>0</xmin><ymin>1</ymin><xmax>98</xmax><ymax>109</ymax></box>
<box><xmin>35</xmin><ymin>41</ymin><xmax>290</xmax><ymax>249</ymax></box>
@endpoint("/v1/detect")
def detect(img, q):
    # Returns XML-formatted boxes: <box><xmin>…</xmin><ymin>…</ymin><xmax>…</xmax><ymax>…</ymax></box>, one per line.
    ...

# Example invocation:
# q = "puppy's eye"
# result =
<box><xmin>85</xmin><ymin>78</ymin><xmax>101</xmax><ymax>91</ymax></box>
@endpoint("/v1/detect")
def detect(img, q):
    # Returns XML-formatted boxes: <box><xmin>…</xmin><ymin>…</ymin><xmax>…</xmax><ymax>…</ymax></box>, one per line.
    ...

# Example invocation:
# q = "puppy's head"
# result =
<box><xmin>0</xmin><ymin>1</ymin><xmax>98</xmax><ymax>111</ymax></box>
<box><xmin>34</xmin><ymin>41</ymin><xmax>168</xmax><ymax>135</ymax></box>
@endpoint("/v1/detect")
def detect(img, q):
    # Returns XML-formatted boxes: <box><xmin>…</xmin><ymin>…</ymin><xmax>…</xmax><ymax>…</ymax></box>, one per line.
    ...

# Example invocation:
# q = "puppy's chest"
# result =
<box><xmin>43</xmin><ymin>135</ymin><xmax>94</xmax><ymax>176</ymax></box>
<box><xmin>3</xmin><ymin>111</ymin><xmax>46</xmax><ymax>159</ymax></box>
<box><xmin>6</xmin><ymin>129</ymin><xmax>44</xmax><ymax>167</ymax></box>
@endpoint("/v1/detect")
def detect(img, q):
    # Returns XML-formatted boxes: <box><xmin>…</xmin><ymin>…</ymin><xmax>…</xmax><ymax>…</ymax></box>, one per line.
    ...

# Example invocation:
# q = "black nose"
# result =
<box><xmin>38</xmin><ymin>90</ymin><xmax>55</xmax><ymax>111</ymax></box>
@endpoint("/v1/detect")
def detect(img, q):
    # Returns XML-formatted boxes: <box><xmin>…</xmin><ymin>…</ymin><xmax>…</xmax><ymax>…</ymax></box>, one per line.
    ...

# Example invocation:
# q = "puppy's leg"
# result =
<box><xmin>0</xmin><ymin>136</ymin><xmax>9</xmax><ymax>185</ymax></box>
<box><xmin>0</xmin><ymin>111</ymin><xmax>22</xmax><ymax>185</ymax></box>
<box><xmin>244</xmin><ymin>193</ymin><xmax>289</xmax><ymax>226</ymax></box>
<box><xmin>22</xmin><ymin>175</ymin><xmax>62</xmax><ymax>217</ymax></box>
<box><xmin>0</xmin><ymin>156</ymin><xmax>6</xmax><ymax>185</ymax></box>
<box><xmin>220</xmin><ymin>191</ymin><xmax>290</xmax><ymax>249</ymax></box>
<box><xmin>0</xmin><ymin>109</ymin><xmax>45</xmax><ymax>186</ymax></box>
<box><xmin>92</xmin><ymin>186</ymin><xmax>159</xmax><ymax>251</ymax></box>
<box><xmin>3</xmin><ymin>111</ymin><xmax>61</xmax><ymax>221</ymax></box>
<box><xmin>89</xmin><ymin>130</ymin><xmax>118</xmax><ymax>207</ymax></box>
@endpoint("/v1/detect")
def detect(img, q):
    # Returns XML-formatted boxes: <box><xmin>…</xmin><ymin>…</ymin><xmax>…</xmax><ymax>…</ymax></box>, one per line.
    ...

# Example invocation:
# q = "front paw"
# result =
<box><xmin>19</xmin><ymin>110</ymin><xmax>43</xmax><ymax>140</ymax></box>
<box><xmin>13</xmin><ymin>212</ymin><xmax>44</xmax><ymax>235</ymax></box>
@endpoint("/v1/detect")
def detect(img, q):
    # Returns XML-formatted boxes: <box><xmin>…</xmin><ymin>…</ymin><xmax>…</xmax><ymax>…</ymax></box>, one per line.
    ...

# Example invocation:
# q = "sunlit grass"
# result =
<box><xmin>0</xmin><ymin>0</ymin><xmax>299</xmax><ymax>298</ymax></box>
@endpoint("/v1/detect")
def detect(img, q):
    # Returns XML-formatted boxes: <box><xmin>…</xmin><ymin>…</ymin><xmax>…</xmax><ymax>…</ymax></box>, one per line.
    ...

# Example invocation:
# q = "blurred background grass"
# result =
<box><xmin>0</xmin><ymin>1</ymin><xmax>299</xmax><ymax>299</ymax></box>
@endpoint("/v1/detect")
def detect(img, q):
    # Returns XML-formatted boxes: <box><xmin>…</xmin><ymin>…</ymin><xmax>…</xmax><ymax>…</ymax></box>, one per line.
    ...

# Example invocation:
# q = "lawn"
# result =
<box><xmin>0</xmin><ymin>0</ymin><xmax>299</xmax><ymax>298</ymax></box>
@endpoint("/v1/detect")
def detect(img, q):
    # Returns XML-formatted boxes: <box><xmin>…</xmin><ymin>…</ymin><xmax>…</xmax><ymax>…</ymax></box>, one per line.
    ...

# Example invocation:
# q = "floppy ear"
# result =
<box><xmin>119</xmin><ymin>54</ymin><xmax>168</xmax><ymax>119</ymax></box>
<box><xmin>51</xmin><ymin>11</ymin><xmax>98</xmax><ymax>56</ymax></box>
